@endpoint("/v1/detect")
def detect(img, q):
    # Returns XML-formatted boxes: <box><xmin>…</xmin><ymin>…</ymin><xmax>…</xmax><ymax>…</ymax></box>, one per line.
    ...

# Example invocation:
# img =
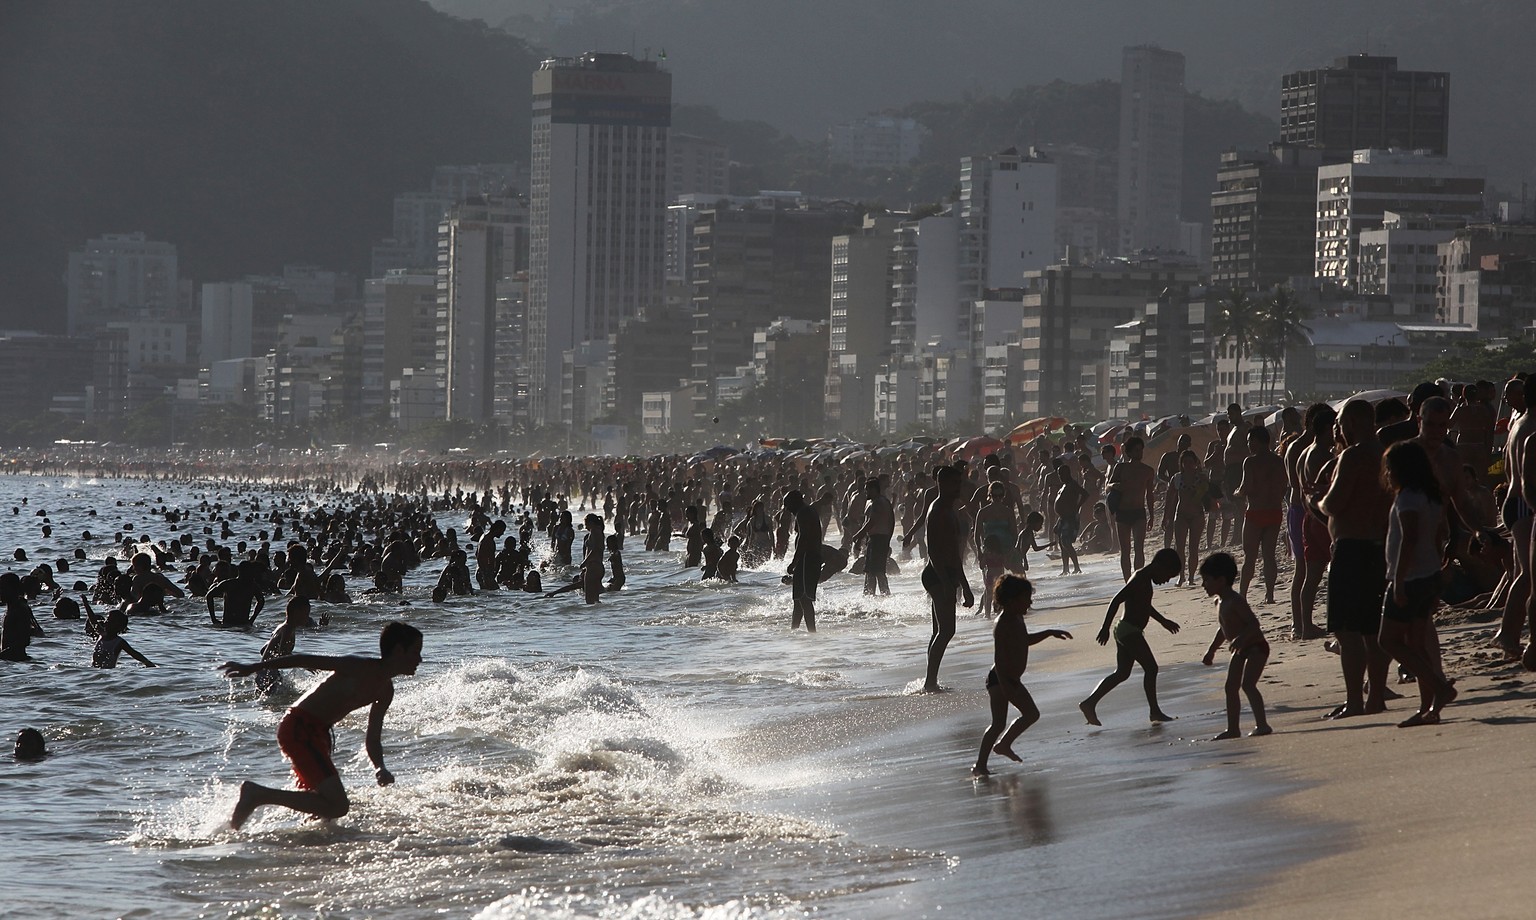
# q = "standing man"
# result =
<box><xmin>844</xmin><ymin>477</ymin><xmax>895</xmax><ymax>596</ymax></box>
<box><xmin>921</xmin><ymin>465</ymin><xmax>974</xmax><ymax>691</ymax></box>
<box><xmin>1236</xmin><ymin>426</ymin><xmax>1288</xmax><ymax>604</ymax></box>
<box><xmin>1223</xmin><ymin>404</ymin><xmax>1250</xmax><ymax>546</ymax></box>
<box><xmin>784</xmin><ymin>490</ymin><xmax>822</xmax><ymax>633</ymax></box>
<box><xmin>1316</xmin><ymin>399</ymin><xmax>1393</xmax><ymax>719</ymax></box>
<box><xmin>1106</xmin><ymin>437</ymin><xmax>1156</xmax><ymax>581</ymax></box>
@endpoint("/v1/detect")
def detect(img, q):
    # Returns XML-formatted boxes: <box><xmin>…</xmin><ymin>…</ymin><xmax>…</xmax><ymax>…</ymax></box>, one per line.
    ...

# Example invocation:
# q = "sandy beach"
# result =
<box><xmin>730</xmin><ymin>545</ymin><xmax>1534</xmax><ymax>920</ymax></box>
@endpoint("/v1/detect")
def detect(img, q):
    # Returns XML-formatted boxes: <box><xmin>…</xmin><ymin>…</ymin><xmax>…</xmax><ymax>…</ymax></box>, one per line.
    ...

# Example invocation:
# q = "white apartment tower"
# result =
<box><xmin>958</xmin><ymin>148</ymin><xmax>1058</xmax><ymax>335</ymax></box>
<box><xmin>438</xmin><ymin>196</ymin><xmax>529</xmax><ymax>422</ymax></box>
<box><xmin>529</xmin><ymin>52</ymin><xmax>671</xmax><ymax>426</ymax></box>
<box><xmin>1315</xmin><ymin>149</ymin><xmax>1484</xmax><ymax>288</ymax></box>
<box><xmin>1118</xmin><ymin>46</ymin><xmax>1185</xmax><ymax>254</ymax></box>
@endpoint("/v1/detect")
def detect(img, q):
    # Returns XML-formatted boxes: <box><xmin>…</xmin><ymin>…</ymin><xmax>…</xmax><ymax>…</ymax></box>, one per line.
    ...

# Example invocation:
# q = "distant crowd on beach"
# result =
<box><xmin>7</xmin><ymin>376</ymin><xmax>1531</xmax><ymax>821</ymax></box>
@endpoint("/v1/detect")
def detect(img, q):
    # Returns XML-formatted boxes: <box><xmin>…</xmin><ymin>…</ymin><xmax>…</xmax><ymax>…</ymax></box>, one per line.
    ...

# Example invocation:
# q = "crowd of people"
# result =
<box><xmin>6</xmin><ymin>375</ymin><xmax>1531</xmax><ymax>822</ymax></box>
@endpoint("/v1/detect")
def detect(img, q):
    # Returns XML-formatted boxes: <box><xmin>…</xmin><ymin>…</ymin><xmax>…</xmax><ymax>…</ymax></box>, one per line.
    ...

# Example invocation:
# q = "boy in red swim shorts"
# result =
<box><xmin>221</xmin><ymin>621</ymin><xmax>423</xmax><ymax>829</ymax></box>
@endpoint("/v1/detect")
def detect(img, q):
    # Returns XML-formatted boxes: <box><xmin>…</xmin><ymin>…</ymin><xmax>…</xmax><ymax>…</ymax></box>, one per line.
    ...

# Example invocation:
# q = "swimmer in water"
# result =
<box><xmin>221</xmin><ymin>621</ymin><xmax>423</xmax><ymax>830</ymax></box>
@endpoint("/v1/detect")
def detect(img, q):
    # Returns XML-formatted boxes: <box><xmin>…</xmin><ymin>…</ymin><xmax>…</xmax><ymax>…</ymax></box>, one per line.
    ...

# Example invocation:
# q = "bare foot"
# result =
<box><xmin>971</xmin><ymin>765</ymin><xmax>992</xmax><ymax>777</ymax></box>
<box><xmin>1324</xmin><ymin>703</ymin><xmax>1362</xmax><ymax>720</ymax></box>
<box><xmin>229</xmin><ymin>781</ymin><xmax>259</xmax><ymax>830</ymax></box>
<box><xmin>1150</xmin><ymin>711</ymin><xmax>1176</xmax><ymax>723</ymax></box>
<box><xmin>920</xmin><ymin>683</ymin><xmax>948</xmax><ymax>694</ymax></box>
<box><xmin>1397</xmin><ymin>710</ymin><xmax>1439</xmax><ymax>728</ymax></box>
<box><xmin>1078</xmin><ymin>700</ymin><xmax>1101</xmax><ymax>726</ymax></box>
<box><xmin>1432</xmin><ymin>682</ymin><xmax>1459</xmax><ymax>713</ymax></box>
<box><xmin>1248</xmin><ymin>725</ymin><xmax>1273</xmax><ymax>737</ymax></box>
<box><xmin>1291</xmin><ymin>624</ymin><xmax>1328</xmax><ymax>641</ymax></box>
<box><xmin>1212</xmin><ymin>729</ymin><xmax>1240</xmax><ymax>740</ymax></box>
<box><xmin>992</xmin><ymin>742</ymin><xmax>1022</xmax><ymax>763</ymax></box>
<box><xmin>1524</xmin><ymin>644</ymin><xmax>1536</xmax><ymax>672</ymax></box>
<box><xmin>1364</xmin><ymin>700</ymin><xmax>1388</xmax><ymax>714</ymax></box>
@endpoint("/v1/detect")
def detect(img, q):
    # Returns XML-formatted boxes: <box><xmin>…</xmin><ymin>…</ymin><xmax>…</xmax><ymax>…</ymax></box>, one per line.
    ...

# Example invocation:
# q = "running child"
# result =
<box><xmin>1198</xmin><ymin>552</ymin><xmax>1272</xmax><ymax>739</ymax></box>
<box><xmin>1079</xmin><ymin>547</ymin><xmax>1182</xmax><ymax>725</ymax></box>
<box><xmin>972</xmin><ymin>574</ymin><xmax>1071</xmax><ymax>776</ymax></box>
<box><xmin>221</xmin><ymin>621</ymin><xmax>423</xmax><ymax>829</ymax></box>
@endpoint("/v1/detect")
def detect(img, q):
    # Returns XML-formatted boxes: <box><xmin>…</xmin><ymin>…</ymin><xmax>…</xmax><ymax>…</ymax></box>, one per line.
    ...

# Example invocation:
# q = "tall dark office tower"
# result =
<box><xmin>1117</xmin><ymin>46</ymin><xmax>1186</xmax><ymax>255</ymax></box>
<box><xmin>529</xmin><ymin>52</ymin><xmax>671</xmax><ymax>426</ymax></box>
<box><xmin>1280</xmin><ymin>54</ymin><xmax>1450</xmax><ymax>156</ymax></box>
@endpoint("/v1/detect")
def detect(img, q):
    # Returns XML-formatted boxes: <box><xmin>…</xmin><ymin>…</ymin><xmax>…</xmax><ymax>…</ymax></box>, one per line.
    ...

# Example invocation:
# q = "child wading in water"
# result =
<box><xmin>973</xmin><ymin>574</ymin><xmax>1071</xmax><ymax>775</ymax></box>
<box><xmin>1079</xmin><ymin>547</ymin><xmax>1182</xmax><ymax>725</ymax></box>
<box><xmin>221</xmin><ymin>621</ymin><xmax>422</xmax><ymax>830</ymax></box>
<box><xmin>1198</xmin><ymin>552</ymin><xmax>1273</xmax><ymax>739</ymax></box>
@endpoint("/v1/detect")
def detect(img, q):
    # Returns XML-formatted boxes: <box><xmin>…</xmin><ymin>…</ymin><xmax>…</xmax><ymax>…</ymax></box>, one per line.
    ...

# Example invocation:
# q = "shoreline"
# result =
<box><xmin>727</xmin><ymin>545</ymin><xmax>1532</xmax><ymax>918</ymax></box>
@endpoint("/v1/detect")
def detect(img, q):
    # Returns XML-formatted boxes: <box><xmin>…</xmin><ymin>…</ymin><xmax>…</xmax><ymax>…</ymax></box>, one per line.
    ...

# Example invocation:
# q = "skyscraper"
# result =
<box><xmin>1117</xmin><ymin>46</ymin><xmax>1185</xmax><ymax>255</ymax></box>
<box><xmin>528</xmin><ymin>52</ymin><xmax>671</xmax><ymax>426</ymax></box>
<box><xmin>1281</xmin><ymin>55</ymin><xmax>1450</xmax><ymax>157</ymax></box>
<box><xmin>438</xmin><ymin>196</ymin><xmax>528</xmax><ymax>423</ymax></box>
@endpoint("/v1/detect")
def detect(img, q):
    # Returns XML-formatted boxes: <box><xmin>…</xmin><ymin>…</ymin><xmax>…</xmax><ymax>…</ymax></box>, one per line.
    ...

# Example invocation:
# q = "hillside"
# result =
<box><xmin>456</xmin><ymin>0</ymin><xmax>1534</xmax><ymax>193</ymax></box>
<box><xmin>0</xmin><ymin>0</ymin><xmax>541</xmax><ymax>330</ymax></box>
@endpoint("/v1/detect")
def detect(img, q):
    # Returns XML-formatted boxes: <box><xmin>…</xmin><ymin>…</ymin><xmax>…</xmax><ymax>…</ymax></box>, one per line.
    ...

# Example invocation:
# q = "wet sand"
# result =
<box><xmin>732</xmin><ymin>550</ymin><xmax>1534</xmax><ymax>919</ymax></box>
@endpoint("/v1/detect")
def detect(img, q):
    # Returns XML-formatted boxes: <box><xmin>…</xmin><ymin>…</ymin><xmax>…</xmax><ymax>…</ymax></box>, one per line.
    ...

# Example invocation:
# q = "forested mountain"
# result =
<box><xmin>1</xmin><ymin>0</ymin><xmax>540</xmax><ymax>329</ymax></box>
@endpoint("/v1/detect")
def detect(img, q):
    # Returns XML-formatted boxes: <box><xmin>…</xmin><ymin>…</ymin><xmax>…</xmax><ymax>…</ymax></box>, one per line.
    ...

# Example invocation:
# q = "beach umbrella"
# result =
<box><xmin>1329</xmin><ymin>388</ymin><xmax>1409</xmax><ymax>410</ymax></box>
<box><xmin>1005</xmin><ymin>416</ymin><xmax>1067</xmax><ymax>445</ymax></box>
<box><xmin>955</xmin><ymin>435</ymin><xmax>1005</xmax><ymax>460</ymax></box>
<box><xmin>840</xmin><ymin>449</ymin><xmax>873</xmax><ymax>464</ymax></box>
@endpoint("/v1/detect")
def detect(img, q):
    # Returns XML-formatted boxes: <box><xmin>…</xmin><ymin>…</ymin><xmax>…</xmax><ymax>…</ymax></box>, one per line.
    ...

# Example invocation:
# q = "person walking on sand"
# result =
<box><xmin>921</xmin><ymin>465</ymin><xmax>974</xmax><ymax>691</ymax></box>
<box><xmin>220</xmin><ymin>621</ymin><xmax>423</xmax><ymax>830</ymax></box>
<box><xmin>1079</xmin><ymin>547</ymin><xmax>1182</xmax><ymax>725</ymax></box>
<box><xmin>972</xmin><ymin>574</ymin><xmax>1071</xmax><ymax>776</ymax></box>
<box><xmin>1317</xmin><ymin>399</ymin><xmax>1393</xmax><ymax>719</ymax></box>
<box><xmin>1198</xmin><ymin>552</ymin><xmax>1271</xmax><ymax>739</ymax></box>
<box><xmin>784</xmin><ymin>490</ymin><xmax>822</xmax><ymax>633</ymax></box>
<box><xmin>1236</xmin><ymin>425</ymin><xmax>1287</xmax><ymax>604</ymax></box>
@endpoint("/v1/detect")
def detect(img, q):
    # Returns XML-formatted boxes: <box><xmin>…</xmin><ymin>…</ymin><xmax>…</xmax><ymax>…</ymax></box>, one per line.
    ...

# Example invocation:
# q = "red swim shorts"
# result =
<box><xmin>1245</xmin><ymin>507</ymin><xmax>1284</xmax><ymax>530</ymax></box>
<box><xmin>1302</xmin><ymin>514</ymin><xmax>1332</xmax><ymax>563</ymax></box>
<box><xmin>277</xmin><ymin>707</ymin><xmax>338</xmax><ymax>791</ymax></box>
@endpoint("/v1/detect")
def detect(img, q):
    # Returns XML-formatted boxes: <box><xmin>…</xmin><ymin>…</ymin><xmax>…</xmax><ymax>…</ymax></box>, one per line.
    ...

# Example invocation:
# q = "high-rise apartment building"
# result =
<box><xmin>66</xmin><ymin>232</ymin><xmax>179</xmax><ymax>335</ymax></box>
<box><xmin>361</xmin><ymin>271</ymin><xmax>437</xmax><ymax>416</ymax></box>
<box><xmin>529</xmin><ymin>52</ymin><xmax>671</xmax><ymax>426</ymax></box>
<box><xmin>1314</xmin><ymin>150</ymin><xmax>1483</xmax><ymax>287</ymax></box>
<box><xmin>1210</xmin><ymin>144</ymin><xmax>1339</xmax><ymax>291</ymax></box>
<box><xmin>1281</xmin><ymin>55</ymin><xmax>1450</xmax><ymax>156</ymax></box>
<box><xmin>889</xmin><ymin>210</ymin><xmax>959</xmax><ymax>356</ymax></box>
<box><xmin>688</xmin><ymin>199</ymin><xmax>860</xmax><ymax>431</ymax></box>
<box><xmin>826</xmin><ymin>214</ymin><xmax>898</xmax><ymax>432</ymax></box>
<box><xmin>437</xmin><ymin>196</ymin><xmax>529</xmax><ymax>423</ymax></box>
<box><xmin>200</xmin><ymin>282</ymin><xmax>254</xmax><ymax>368</ymax></box>
<box><xmin>1019</xmin><ymin>256</ymin><xmax>1202</xmax><ymax>417</ymax></box>
<box><xmin>667</xmin><ymin>134</ymin><xmax>730</xmax><ymax>202</ymax></box>
<box><xmin>1118</xmin><ymin>46</ymin><xmax>1185</xmax><ymax>255</ymax></box>
<box><xmin>958</xmin><ymin>148</ymin><xmax>1058</xmax><ymax>339</ymax></box>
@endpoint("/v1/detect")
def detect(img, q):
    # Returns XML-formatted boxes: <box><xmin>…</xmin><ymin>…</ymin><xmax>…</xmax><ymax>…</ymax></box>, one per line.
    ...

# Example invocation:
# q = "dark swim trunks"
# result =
<box><xmin>277</xmin><ymin>707</ymin><xmax>338</xmax><ymax>791</ymax></box>
<box><xmin>1382</xmin><ymin>574</ymin><xmax>1440</xmax><ymax>623</ymax></box>
<box><xmin>1326</xmin><ymin>539</ymin><xmax>1386</xmax><ymax>634</ymax></box>
<box><xmin>792</xmin><ymin>551</ymin><xmax>821</xmax><ymax>601</ymax></box>
<box><xmin>1113</xmin><ymin>507</ymin><xmax>1146</xmax><ymax>526</ymax></box>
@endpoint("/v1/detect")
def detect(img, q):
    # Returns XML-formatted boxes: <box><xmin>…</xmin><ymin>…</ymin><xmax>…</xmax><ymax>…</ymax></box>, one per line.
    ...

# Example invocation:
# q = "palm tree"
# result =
<box><xmin>1211</xmin><ymin>288</ymin><xmax>1259</xmax><ymax>407</ymax></box>
<box><xmin>1255</xmin><ymin>286</ymin><xmax>1313</xmax><ymax>404</ymax></box>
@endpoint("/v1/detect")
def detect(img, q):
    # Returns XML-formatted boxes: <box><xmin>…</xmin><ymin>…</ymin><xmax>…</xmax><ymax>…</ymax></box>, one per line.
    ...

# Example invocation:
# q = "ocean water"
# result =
<box><xmin>0</xmin><ymin>475</ymin><xmax>1326</xmax><ymax>919</ymax></box>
